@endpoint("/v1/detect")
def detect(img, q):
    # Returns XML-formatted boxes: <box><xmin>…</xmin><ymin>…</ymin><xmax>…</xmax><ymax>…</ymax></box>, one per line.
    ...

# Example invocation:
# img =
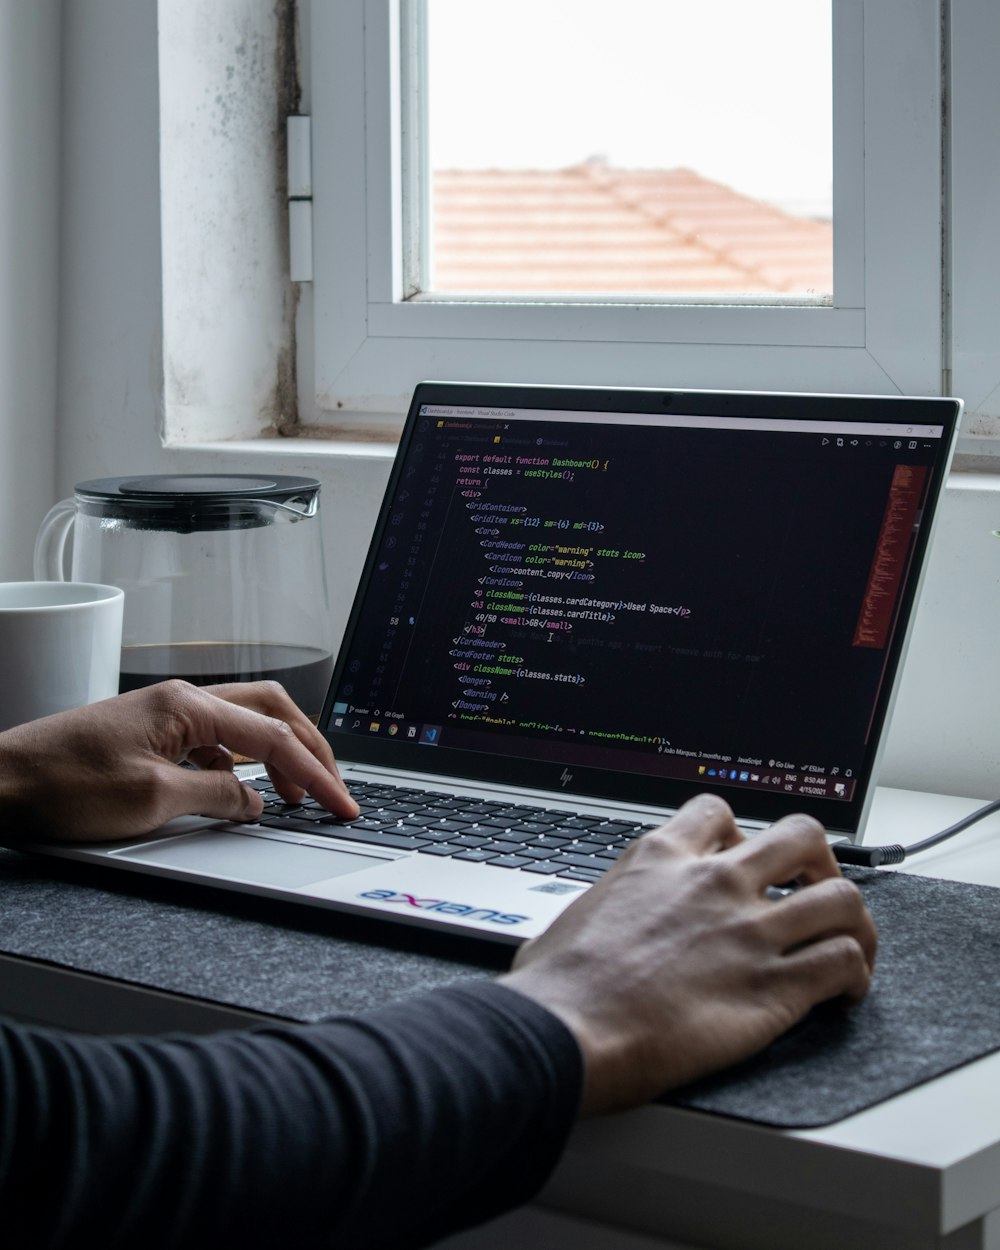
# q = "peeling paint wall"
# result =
<box><xmin>159</xmin><ymin>0</ymin><xmax>299</xmax><ymax>442</ymax></box>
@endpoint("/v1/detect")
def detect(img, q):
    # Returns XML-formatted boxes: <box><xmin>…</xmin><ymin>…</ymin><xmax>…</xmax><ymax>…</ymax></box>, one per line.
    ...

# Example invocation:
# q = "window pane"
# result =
<box><xmin>421</xmin><ymin>0</ymin><xmax>832</xmax><ymax>301</ymax></box>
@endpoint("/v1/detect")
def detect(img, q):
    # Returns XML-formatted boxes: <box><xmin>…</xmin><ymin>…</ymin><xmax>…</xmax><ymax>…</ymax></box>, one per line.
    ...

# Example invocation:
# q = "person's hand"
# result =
<box><xmin>501</xmin><ymin>794</ymin><xmax>877</xmax><ymax>1116</ymax></box>
<box><xmin>0</xmin><ymin>679</ymin><xmax>359</xmax><ymax>842</ymax></box>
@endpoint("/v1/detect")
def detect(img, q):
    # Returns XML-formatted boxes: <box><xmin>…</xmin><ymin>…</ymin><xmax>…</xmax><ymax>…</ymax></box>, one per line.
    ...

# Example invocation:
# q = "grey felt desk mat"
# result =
<box><xmin>0</xmin><ymin>850</ymin><xmax>502</xmax><ymax>1019</ymax></box>
<box><xmin>670</xmin><ymin>866</ymin><xmax>1000</xmax><ymax>1126</ymax></box>
<box><xmin>2</xmin><ymin>850</ymin><xmax>1000</xmax><ymax>1128</ymax></box>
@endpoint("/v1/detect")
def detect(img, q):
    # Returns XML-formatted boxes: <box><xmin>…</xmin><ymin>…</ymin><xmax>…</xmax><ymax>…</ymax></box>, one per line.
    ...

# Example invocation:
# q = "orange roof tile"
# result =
<box><xmin>430</xmin><ymin>162</ymin><xmax>832</xmax><ymax>298</ymax></box>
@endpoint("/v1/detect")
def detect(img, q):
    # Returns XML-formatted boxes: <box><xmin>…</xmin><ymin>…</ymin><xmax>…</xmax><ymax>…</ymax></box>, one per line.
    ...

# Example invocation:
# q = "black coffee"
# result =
<box><xmin>119</xmin><ymin>642</ymin><xmax>334</xmax><ymax>720</ymax></box>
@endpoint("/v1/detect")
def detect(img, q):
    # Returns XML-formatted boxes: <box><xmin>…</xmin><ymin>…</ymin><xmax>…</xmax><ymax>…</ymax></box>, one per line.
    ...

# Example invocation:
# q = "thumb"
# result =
<box><xmin>158</xmin><ymin>766</ymin><xmax>264</xmax><ymax>825</ymax></box>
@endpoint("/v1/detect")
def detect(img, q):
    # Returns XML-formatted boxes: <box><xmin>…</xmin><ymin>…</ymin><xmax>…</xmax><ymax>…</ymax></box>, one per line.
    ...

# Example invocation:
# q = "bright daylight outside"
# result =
<box><xmin>421</xmin><ymin>0</ymin><xmax>832</xmax><ymax>301</ymax></box>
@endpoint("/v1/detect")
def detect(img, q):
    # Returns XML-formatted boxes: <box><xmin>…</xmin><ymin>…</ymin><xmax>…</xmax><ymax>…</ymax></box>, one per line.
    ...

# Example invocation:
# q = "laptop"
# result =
<box><xmin>30</xmin><ymin>383</ymin><xmax>962</xmax><ymax>943</ymax></box>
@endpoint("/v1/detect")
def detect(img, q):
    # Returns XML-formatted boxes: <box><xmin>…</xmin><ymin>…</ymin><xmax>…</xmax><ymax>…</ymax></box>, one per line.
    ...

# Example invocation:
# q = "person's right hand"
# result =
<box><xmin>501</xmin><ymin>794</ymin><xmax>877</xmax><ymax>1116</ymax></box>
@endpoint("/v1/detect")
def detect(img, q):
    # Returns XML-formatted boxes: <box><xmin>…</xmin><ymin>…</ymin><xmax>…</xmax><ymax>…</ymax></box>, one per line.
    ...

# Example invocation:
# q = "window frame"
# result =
<box><xmin>948</xmin><ymin>0</ymin><xmax>1000</xmax><ymax>457</ymax></box>
<box><xmin>308</xmin><ymin>0</ymin><xmax>945</xmax><ymax>423</ymax></box>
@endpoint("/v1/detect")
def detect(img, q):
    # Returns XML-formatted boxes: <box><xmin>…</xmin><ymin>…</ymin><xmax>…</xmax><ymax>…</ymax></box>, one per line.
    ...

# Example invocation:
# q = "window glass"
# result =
<box><xmin>421</xmin><ymin>0</ymin><xmax>832</xmax><ymax>300</ymax></box>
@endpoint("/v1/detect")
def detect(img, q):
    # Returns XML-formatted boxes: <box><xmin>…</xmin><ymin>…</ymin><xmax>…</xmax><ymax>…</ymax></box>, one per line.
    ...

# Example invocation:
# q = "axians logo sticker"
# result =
<box><xmin>359</xmin><ymin>889</ymin><xmax>530</xmax><ymax>926</ymax></box>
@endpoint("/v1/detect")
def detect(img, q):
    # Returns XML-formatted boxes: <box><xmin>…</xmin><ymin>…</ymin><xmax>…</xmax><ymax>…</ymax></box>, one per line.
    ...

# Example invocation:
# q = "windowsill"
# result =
<box><xmin>176</xmin><ymin>433</ymin><xmax>1000</xmax><ymax>495</ymax></box>
<box><xmin>947</xmin><ymin>465</ymin><xmax>1000</xmax><ymax>490</ymax></box>
<box><xmin>173</xmin><ymin>436</ymin><xmax>399</xmax><ymax>463</ymax></box>
<box><xmin>175</xmin><ymin>401</ymin><xmax>1000</xmax><ymax>477</ymax></box>
<box><xmin>167</xmin><ymin>411</ymin><xmax>1000</xmax><ymax>468</ymax></box>
<box><xmin>953</xmin><ymin>449</ymin><xmax>1000</xmax><ymax>476</ymax></box>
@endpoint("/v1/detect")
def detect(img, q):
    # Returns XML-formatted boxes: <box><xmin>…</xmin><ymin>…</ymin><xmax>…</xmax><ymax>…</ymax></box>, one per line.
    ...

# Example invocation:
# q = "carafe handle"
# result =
<box><xmin>33</xmin><ymin>498</ymin><xmax>76</xmax><ymax>580</ymax></box>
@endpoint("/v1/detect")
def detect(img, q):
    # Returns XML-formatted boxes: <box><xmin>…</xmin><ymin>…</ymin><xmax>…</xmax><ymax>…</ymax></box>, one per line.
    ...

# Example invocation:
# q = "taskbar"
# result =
<box><xmin>329</xmin><ymin>708</ymin><xmax>858</xmax><ymax>803</ymax></box>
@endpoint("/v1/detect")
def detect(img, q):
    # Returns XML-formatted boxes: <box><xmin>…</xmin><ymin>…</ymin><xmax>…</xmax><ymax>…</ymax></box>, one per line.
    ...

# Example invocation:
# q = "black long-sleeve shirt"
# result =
<box><xmin>1</xmin><ymin>981</ymin><xmax>582</xmax><ymax>1250</ymax></box>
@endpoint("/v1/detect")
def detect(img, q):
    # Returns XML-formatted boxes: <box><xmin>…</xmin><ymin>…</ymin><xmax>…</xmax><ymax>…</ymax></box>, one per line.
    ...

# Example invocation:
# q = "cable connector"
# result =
<box><xmin>833</xmin><ymin>798</ymin><xmax>1000</xmax><ymax>869</ymax></box>
<box><xmin>832</xmin><ymin>842</ymin><xmax>907</xmax><ymax>868</ymax></box>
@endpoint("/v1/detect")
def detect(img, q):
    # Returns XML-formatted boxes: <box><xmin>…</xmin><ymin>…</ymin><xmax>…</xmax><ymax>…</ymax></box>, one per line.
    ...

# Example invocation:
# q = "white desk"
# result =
<box><xmin>438</xmin><ymin>789</ymin><xmax>1000</xmax><ymax>1250</ymax></box>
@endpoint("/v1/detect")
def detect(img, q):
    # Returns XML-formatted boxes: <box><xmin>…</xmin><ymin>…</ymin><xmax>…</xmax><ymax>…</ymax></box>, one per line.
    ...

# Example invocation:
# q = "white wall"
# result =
<box><xmin>44</xmin><ymin>0</ymin><xmax>1000</xmax><ymax>803</ymax></box>
<box><xmin>0</xmin><ymin>0</ymin><xmax>60</xmax><ymax>579</ymax></box>
<box><xmin>880</xmin><ymin>477</ymin><xmax>1000</xmax><ymax>798</ymax></box>
<box><xmin>54</xmin><ymin>0</ymin><xmax>392</xmax><ymax>662</ymax></box>
<box><xmin>56</xmin><ymin>0</ymin><xmax>165</xmax><ymax>492</ymax></box>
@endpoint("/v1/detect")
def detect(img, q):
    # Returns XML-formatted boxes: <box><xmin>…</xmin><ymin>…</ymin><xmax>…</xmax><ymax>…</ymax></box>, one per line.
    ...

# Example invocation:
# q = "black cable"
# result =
<box><xmin>832</xmin><ymin>799</ymin><xmax>1000</xmax><ymax>868</ymax></box>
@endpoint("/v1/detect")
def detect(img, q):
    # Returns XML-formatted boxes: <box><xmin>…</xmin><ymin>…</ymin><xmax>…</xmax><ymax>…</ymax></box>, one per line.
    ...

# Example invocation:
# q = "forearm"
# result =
<box><xmin>0</xmin><ymin>730</ymin><xmax>44</xmax><ymax>838</ymax></box>
<box><xmin>1</xmin><ymin>981</ymin><xmax>582</xmax><ymax>1250</ymax></box>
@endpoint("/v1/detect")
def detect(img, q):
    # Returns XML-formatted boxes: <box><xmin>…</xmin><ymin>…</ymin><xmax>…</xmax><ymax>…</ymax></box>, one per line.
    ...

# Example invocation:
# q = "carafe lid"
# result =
<box><xmin>74</xmin><ymin>474</ymin><xmax>320</xmax><ymax>532</ymax></box>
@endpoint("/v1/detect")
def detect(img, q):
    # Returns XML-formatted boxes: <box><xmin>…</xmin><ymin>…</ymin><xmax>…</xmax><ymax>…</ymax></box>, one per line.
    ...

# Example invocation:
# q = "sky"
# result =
<box><xmin>426</xmin><ymin>0</ymin><xmax>832</xmax><ymax>218</ymax></box>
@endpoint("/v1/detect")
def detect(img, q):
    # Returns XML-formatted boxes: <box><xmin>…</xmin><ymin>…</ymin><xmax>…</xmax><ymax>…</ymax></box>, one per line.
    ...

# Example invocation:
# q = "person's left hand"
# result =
<box><xmin>0</xmin><ymin>679</ymin><xmax>359</xmax><ymax>842</ymax></box>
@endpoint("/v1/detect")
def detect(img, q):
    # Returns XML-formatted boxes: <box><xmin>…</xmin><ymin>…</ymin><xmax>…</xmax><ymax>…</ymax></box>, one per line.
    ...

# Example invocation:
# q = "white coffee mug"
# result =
<box><xmin>0</xmin><ymin>582</ymin><xmax>125</xmax><ymax>732</ymax></box>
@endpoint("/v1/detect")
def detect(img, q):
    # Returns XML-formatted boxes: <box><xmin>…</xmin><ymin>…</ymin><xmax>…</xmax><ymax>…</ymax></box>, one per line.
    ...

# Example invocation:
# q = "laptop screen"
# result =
<box><xmin>321</xmin><ymin>384</ymin><xmax>959</xmax><ymax>834</ymax></box>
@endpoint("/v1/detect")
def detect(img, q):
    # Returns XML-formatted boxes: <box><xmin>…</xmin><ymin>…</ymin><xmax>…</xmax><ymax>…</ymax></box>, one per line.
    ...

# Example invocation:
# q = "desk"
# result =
<box><xmin>4</xmin><ymin>787</ymin><xmax>1000</xmax><ymax>1250</ymax></box>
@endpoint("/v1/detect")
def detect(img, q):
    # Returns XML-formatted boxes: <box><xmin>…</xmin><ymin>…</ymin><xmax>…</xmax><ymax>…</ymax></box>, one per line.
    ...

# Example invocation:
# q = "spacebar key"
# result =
<box><xmin>259</xmin><ymin>817</ymin><xmax>429</xmax><ymax>851</ymax></box>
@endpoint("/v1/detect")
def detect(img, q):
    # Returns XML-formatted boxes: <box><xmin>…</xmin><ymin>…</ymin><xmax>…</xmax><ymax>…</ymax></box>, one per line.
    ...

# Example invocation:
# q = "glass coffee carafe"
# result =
<box><xmin>34</xmin><ymin>474</ymin><xmax>333</xmax><ymax>719</ymax></box>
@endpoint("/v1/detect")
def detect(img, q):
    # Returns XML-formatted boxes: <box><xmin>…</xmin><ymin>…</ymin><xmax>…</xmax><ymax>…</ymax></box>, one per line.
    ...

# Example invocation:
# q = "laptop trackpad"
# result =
<box><xmin>114</xmin><ymin>832</ymin><xmax>384</xmax><ymax>889</ymax></box>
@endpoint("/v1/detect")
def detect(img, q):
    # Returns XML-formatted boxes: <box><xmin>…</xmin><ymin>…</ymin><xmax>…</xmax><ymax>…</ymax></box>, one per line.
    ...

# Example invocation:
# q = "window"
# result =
<box><xmin>418</xmin><ymin>0</ymin><xmax>832</xmax><ymax>302</ymax></box>
<box><xmin>307</xmin><ymin>1</ymin><xmax>945</xmax><ymax>427</ymax></box>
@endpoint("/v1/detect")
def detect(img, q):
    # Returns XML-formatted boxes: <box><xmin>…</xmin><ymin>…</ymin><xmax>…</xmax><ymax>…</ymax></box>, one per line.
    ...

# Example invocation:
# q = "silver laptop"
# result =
<box><xmin>31</xmin><ymin>384</ymin><xmax>962</xmax><ymax>943</ymax></box>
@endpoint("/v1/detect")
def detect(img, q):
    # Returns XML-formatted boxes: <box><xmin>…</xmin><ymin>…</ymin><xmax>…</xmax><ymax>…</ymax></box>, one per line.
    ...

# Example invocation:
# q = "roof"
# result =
<box><xmin>431</xmin><ymin>162</ymin><xmax>832</xmax><ymax>298</ymax></box>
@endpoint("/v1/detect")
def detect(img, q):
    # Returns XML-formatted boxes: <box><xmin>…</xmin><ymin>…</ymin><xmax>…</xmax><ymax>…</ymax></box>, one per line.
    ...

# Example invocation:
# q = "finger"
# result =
<box><xmin>156</xmin><ymin>764</ymin><xmax>264</xmax><ymax>825</ymax></box>
<box><xmin>641</xmin><ymin>794</ymin><xmax>744</xmax><ymax>858</ymax></box>
<box><xmin>186</xmin><ymin>744</ymin><xmax>236</xmax><ymax>772</ymax></box>
<box><xmin>731</xmin><ymin>814</ymin><xmax>841</xmax><ymax>886</ymax></box>
<box><xmin>241</xmin><ymin>718</ymin><xmax>358</xmax><ymax>818</ymax></box>
<box><xmin>203</xmin><ymin>682</ymin><xmax>351</xmax><ymax>811</ymax></box>
<box><xmin>761</xmin><ymin>876</ymin><xmax>878</xmax><ymax>970</ymax></box>
<box><xmin>176</xmin><ymin>689</ymin><xmax>358</xmax><ymax>818</ymax></box>
<box><xmin>206</xmin><ymin>682</ymin><xmax>338</xmax><ymax>771</ymax></box>
<box><xmin>772</xmin><ymin>932</ymin><xmax>874</xmax><ymax>1009</ymax></box>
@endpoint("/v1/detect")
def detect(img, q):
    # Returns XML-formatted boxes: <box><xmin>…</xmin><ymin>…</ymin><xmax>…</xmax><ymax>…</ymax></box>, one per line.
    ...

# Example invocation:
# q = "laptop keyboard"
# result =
<box><xmin>245</xmin><ymin>778</ymin><xmax>661</xmax><ymax>884</ymax></box>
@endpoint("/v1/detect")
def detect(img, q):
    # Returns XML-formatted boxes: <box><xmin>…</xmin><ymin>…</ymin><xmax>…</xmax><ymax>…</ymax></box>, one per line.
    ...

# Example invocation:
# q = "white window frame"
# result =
<box><xmin>948</xmin><ymin>1</ymin><xmax>1000</xmax><ymax>457</ymax></box>
<box><xmin>308</xmin><ymin>0</ymin><xmax>945</xmax><ymax>424</ymax></box>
